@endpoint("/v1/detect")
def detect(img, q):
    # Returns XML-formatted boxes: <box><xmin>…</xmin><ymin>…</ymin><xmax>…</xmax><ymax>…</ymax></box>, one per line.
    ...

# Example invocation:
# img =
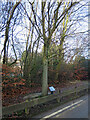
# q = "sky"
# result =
<box><xmin>0</xmin><ymin>0</ymin><xmax>89</xmax><ymax>60</ymax></box>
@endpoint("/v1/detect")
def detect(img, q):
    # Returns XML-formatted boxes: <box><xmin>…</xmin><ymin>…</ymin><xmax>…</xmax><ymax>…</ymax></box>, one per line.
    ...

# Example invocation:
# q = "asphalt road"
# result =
<box><xmin>32</xmin><ymin>94</ymin><xmax>89</xmax><ymax>119</ymax></box>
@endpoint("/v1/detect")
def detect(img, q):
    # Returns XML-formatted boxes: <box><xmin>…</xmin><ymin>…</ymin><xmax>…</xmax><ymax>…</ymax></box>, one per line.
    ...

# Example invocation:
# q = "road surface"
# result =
<box><xmin>32</xmin><ymin>94</ymin><xmax>89</xmax><ymax>119</ymax></box>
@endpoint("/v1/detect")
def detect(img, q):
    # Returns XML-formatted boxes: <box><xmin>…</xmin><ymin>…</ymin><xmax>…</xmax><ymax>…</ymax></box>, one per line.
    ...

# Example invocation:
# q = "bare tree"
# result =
<box><xmin>1</xmin><ymin>0</ymin><xmax>21</xmax><ymax>64</ymax></box>
<box><xmin>1</xmin><ymin>0</ymin><xmax>88</xmax><ymax>96</ymax></box>
<box><xmin>21</xmin><ymin>0</ymin><xmax>80</xmax><ymax>96</ymax></box>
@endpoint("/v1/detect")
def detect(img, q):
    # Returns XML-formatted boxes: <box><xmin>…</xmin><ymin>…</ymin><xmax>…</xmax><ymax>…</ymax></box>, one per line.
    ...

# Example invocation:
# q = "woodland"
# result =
<box><xmin>0</xmin><ymin>0</ymin><xmax>89</xmax><ymax>107</ymax></box>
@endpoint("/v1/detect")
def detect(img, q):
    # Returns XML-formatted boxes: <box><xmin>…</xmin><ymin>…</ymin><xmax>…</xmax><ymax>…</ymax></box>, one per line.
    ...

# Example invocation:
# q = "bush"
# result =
<box><xmin>1</xmin><ymin>64</ymin><xmax>26</xmax><ymax>100</ymax></box>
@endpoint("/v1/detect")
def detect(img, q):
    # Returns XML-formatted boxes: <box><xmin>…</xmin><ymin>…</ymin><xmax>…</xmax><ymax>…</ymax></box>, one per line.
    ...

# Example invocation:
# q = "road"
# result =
<box><xmin>32</xmin><ymin>94</ymin><xmax>89</xmax><ymax>119</ymax></box>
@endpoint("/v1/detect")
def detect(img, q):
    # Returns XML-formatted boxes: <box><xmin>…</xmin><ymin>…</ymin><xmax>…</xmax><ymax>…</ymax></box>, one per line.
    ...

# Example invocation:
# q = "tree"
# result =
<box><xmin>73</xmin><ymin>55</ymin><xmax>88</xmax><ymax>80</ymax></box>
<box><xmin>1</xmin><ymin>0</ymin><xmax>88</xmax><ymax>97</ymax></box>
<box><xmin>1</xmin><ymin>0</ymin><xmax>22</xmax><ymax>65</ymax></box>
<box><xmin>21</xmin><ymin>1</ymin><xmax>80</xmax><ymax>96</ymax></box>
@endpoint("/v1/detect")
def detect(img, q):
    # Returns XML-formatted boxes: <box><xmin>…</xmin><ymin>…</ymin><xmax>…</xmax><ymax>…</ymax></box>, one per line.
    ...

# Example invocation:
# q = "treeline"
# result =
<box><xmin>1</xmin><ymin>54</ymin><xmax>89</xmax><ymax>104</ymax></box>
<box><xmin>0</xmin><ymin>0</ymin><xmax>88</xmax><ymax>96</ymax></box>
<box><xmin>21</xmin><ymin>51</ymin><xmax>88</xmax><ymax>87</ymax></box>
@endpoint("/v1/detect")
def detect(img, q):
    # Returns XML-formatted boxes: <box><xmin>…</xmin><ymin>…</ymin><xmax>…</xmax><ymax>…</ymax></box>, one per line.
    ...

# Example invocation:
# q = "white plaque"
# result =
<box><xmin>49</xmin><ymin>86</ymin><xmax>55</xmax><ymax>92</ymax></box>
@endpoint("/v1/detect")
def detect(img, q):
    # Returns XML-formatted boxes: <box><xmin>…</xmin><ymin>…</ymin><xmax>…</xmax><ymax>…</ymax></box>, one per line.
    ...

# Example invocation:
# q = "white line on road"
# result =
<box><xmin>55</xmin><ymin>103</ymin><xmax>81</xmax><ymax>118</ymax></box>
<box><xmin>40</xmin><ymin>100</ymin><xmax>83</xmax><ymax>120</ymax></box>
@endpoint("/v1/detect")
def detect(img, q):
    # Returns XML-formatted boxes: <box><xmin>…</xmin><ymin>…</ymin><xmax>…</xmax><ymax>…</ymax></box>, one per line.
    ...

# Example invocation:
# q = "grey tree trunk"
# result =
<box><xmin>42</xmin><ymin>44</ymin><xmax>48</xmax><ymax>96</ymax></box>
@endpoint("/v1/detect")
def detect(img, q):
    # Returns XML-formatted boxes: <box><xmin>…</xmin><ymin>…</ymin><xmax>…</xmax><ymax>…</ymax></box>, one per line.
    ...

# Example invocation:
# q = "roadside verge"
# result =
<box><xmin>2</xmin><ymin>83</ymin><xmax>88</xmax><ymax>118</ymax></box>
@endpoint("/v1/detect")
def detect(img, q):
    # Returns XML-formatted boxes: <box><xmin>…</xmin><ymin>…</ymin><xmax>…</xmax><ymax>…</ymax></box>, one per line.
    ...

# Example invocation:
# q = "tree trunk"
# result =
<box><xmin>42</xmin><ymin>44</ymin><xmax>48</xmax><ymax>96</ymax></box>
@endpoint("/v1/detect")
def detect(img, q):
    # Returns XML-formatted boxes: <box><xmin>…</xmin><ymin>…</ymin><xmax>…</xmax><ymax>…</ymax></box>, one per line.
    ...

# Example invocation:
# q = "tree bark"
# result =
<box><xmin>42</xmin><ymin>44</ymin><xmax>48</xmax><ymax>96</ymax></box>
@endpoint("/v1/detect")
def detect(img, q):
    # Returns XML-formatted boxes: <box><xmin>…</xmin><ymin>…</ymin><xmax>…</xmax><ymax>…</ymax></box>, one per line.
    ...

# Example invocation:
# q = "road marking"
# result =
<box><xmin>55</xmin><ymin>99</ymin><xmax>88</xmax><ymax>118</ymax></box>
<box><xmin>56</xmin><ymin>103</ymin><xmax>81</xmax><ymax>118</ymax></box>
<box><xmin>40</xmin><ymin>100</ymin><xmax>83</xmax><ymax>120</ymax></box>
